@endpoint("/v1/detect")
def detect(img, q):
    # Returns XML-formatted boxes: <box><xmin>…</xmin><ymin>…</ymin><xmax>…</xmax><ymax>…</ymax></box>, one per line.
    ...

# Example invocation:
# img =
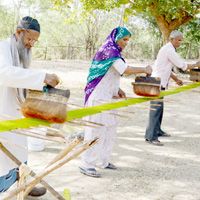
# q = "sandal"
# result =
<box><xmin>28</xmin><ymin>187</ymin><xmax>47</xmax><ymax>197</ymax></box>
<box><xmin>105</xmin><ymin>163</ymin><xmax>117</xmax><ymax>170</ymax></box>
<box><xmin>79</xmin><ymin>167</ymin><xmax>101</xmax><ymax>178</ymax></box>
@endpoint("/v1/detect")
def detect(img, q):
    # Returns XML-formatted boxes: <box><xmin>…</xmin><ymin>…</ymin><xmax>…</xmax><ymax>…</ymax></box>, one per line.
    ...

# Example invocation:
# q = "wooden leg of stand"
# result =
<box><xmin>3</xmin><ymin>139</ymin><xmax>98</xmax><ymax>200</ymax></box>
<box><xmin>17</xmin><ymin>164</ymin><xmax>30</xmax><ymax>200</ymax></box>
<box><xmin>0</xmin><ymin>143</ymin><xmax>65</xmax><ymax>200</ymax></box>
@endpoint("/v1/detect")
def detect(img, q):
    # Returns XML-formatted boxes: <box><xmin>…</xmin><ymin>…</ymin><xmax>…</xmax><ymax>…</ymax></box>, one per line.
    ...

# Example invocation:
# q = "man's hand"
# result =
<box><xmin>44</xmin><ymin>73</ymin><xmax>59</xmax><ymax>87</ymax></box>
<box><xmin>187</xmin><ymin>61</ymin><xmax>200</xmax><ymax>70</ymax></box>
<box><xmin>170</xmin><ymin>72</ymin><xmax>183</xmax><ymax>86</ymax></box>
<box><xmin>145</xmin><ymin>65</ymin><xmax>152</xmax><ymax>76</ymax></box>
<box><xmin>175</xmin><ymin>78</ymin><xmax>183</xmax><ymax>86</ymax></box>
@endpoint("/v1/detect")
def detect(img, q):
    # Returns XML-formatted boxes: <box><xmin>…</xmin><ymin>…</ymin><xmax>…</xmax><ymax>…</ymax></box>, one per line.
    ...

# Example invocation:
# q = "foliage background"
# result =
<box><xmin>0</xmin><ymin>0</ymin><xmax>199</xmax><ymax>60</ymax></box>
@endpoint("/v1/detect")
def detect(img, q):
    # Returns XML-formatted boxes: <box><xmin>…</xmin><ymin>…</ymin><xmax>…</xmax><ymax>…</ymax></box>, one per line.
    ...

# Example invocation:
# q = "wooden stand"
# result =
<box><xmin>0</xmin><ymin>137</ymin><xmax>98</xmax><ymax>200</ymax></box>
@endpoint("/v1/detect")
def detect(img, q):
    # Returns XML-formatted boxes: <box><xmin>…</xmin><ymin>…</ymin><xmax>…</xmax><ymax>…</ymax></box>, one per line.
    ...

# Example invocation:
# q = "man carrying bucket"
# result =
<box><xmin>145</xmin><ymin>30</ymin><xmax>200</xmax><ymax>146</ymax></box>
<box><xmin>0</xmin><ymin>16</ymin><xmax>59</xmax><ymax>196</ymax></box>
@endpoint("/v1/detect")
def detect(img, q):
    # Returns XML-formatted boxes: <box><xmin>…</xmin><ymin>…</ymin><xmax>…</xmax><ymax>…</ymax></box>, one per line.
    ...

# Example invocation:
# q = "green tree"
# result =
<box><xmin>179</xmin><ymin>18</ymin><xmax>200</xmax><ymax>59</ymax></box>
<box><xmin>0</xmin><ymin>6</ymin><xmax>15</xmax><ymax>39</ymax></box>
<box><xmin>52</xmin><ymin>0</ymin><xmax>199</xmax><ymax>42</ymax></box>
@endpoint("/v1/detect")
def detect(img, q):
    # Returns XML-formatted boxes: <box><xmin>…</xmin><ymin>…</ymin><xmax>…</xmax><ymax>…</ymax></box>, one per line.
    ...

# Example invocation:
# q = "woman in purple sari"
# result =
<box><xmin>80</xmin><ymin>27</ymin><xmax>152</xmax><ymax>177</ymax></box>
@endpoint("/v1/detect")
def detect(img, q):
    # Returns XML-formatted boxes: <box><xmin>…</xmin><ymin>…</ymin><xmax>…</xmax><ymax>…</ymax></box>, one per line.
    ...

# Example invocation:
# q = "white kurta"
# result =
<box><xmin>0</xmin><ymin>39</ymin><xmax>46</xmax><ymax>176</ymax></box>
<box><xmin>81</xmin><ymin>59</ymin><xmax>127</xmax><ymax>169</ymax></box>
<box><xmin>152</xmin><ymin>42</ymin><xmax>187</xmax><ymax>88</ymax></box>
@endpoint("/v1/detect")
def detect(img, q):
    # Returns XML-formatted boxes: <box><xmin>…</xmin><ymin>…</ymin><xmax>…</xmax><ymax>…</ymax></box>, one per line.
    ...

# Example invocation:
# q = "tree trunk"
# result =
<box><xmin>154</xmin><ymin>15</ymin><xmax>171</xmax><ymax>43</ymax></box>
<box><xmin>186</xmin><ymin>43</ymin><xmax>192</xmax><ymax>59</ymax></box>
<box><xmin>152</xmin><ymin>10</ymin><xmax>193</xmax><ymax>43</ymax></box>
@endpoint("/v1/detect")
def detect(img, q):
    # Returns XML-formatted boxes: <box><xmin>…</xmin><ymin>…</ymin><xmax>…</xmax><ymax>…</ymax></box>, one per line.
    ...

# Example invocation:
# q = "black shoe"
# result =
<box><xmin>158</xmin><ymin>132</ymin><xmax>171</xmax><ymax>137</ymax></box>
<box><xmin>28</xmin><ymin>187</ymin><xmax>47</xmax><ymax>197</ymax></box>
<box><xmin>145</xmin><ymin>139</ymin><xmax>164</xmax><ymax>146</ymax></box>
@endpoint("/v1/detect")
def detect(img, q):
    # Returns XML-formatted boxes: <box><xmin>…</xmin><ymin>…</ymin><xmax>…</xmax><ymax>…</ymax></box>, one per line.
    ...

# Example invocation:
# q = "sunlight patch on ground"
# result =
<box><xmin>118</xmin><ymin>144</ymin><xmax>144</xmax><ymax>152</ymax></box>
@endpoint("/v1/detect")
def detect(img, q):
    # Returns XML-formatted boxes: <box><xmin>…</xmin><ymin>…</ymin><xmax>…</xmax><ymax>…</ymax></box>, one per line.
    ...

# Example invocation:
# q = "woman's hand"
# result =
<box><xmin>113</xmin><ymin>88</ymin><xmax>126</xmax><ymax>99</ymax></box>
<box><xmin>118</xmin><ymin>88</ymin><xmax>126</xmax><ymax>98</ymax></box>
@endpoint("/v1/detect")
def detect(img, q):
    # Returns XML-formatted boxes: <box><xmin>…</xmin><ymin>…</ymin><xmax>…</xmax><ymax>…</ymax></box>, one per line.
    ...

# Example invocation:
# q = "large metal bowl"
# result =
<box><xmin>132</xmin><ymin>76</ymin><xmax>161</xmax><ymax>97</ymax></box>
<box><xmin>189</xmin><ymin>69</ymin><xmax>200</xmax><ymax>82</ymax></box>
<box><xmin>21</xmin><ymin>87</ymin><xmax>70</xmax><ymax>123</ymax></box>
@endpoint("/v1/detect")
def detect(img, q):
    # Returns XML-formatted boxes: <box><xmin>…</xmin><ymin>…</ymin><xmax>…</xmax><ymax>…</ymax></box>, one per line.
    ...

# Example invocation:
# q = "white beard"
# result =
<box><xmin>10</xmin><ymin>33</ymin><xmax>32</xmax><ymax>104</ymax></box>
<box><xmin>16</xmin><ymin>33</ymin><xmax>32</xmax><ymax>68</ymax></box>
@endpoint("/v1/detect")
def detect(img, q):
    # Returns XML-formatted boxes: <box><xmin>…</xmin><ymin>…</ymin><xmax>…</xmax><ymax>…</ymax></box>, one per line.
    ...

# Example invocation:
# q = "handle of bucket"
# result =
<box><xmin>43</xmin><ymin>85</ymin><xmax>53</xmax><ymax>93</ymax></box>
<box><xmin>43</xmin><ymin>85</ymin><xmax>70</xmax><ymax>98</ymax></box>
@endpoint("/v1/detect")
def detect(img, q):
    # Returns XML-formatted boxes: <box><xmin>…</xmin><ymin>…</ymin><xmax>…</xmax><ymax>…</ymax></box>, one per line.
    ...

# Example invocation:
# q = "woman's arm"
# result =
<box><xmin>123</xmin><ymin>65</ymin><xmax>152</xmax><ymax>76</ymax></box>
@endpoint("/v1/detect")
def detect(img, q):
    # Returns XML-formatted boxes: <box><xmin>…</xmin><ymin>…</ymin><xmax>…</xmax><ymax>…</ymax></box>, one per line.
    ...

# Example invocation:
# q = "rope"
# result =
<box><xmin>0</xmin><ymin>82</ymin><xmax>199</xmax><ymax>133</ymax></box>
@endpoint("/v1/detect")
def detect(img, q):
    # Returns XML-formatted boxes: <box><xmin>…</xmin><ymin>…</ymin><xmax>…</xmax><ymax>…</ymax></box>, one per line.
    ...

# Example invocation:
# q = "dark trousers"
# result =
<box><xmin>145</xmin><ymin>98</ymin><xmax>164</xmax><ymax>141</ymax></box>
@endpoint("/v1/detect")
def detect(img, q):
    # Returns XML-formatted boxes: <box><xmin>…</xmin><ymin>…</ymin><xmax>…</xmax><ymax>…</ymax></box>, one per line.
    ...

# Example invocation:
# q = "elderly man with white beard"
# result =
<box><xmin>0</xmin><ymin>16</ymin><xmax>59</xmax><ymax>196</ymax></box>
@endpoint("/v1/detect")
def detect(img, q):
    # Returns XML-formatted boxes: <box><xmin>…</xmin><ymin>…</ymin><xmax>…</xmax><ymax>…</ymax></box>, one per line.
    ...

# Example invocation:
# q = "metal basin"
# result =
<box><xmin>190</xmin><ymin>69</ymin><xmax>200</xmax><ymax>82</ymax></box>
<box><xmin>132</xmin><ymin>76</ymin><xmax>161</xmax><ymax>97</ymax></box>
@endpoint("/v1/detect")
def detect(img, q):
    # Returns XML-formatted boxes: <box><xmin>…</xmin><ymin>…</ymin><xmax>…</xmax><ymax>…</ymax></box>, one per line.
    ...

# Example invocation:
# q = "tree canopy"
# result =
<box><xmin>53</xmin><ymin>0</ymin><xmax>200</xmax><ymax>42</ymax></box>
<box><xmin>0</xmin><ymin>0</ymin><xmax>199</xmax><ymax>59</ymax></box>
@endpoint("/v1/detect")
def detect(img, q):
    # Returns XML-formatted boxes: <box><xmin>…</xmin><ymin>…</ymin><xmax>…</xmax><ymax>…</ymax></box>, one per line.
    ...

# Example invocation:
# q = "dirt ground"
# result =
<box><xmin>4</xmin><ymin>60</ymin><xmax>200</xmax><ymax>200</ymax></box>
